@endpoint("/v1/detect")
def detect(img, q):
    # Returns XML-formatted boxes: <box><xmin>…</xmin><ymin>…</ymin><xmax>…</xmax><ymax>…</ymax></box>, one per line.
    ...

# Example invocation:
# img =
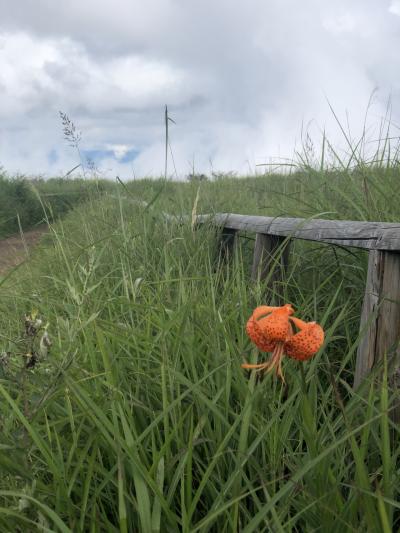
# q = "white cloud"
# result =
<box><xmin>0</xmin><ymin>32</ymin><xmax>185</xmax><ymax>118</ymax></box>
<box><xmin>389</xmin><ymin>1</ymin><xmax>400</xmax><ymax>16</ymax></box>
<box><xmin>322</xmin><ymin>13</ymin><xmax>356</xmax><ymax>34</ymax></box>
<box><xmin>0</xmin><ymin>1</ymin><xmax>400</xmax><ymax>178</ymax></box>
<box><xmin>107</xmin><ymin>144</ymin><xmax>132</xmax><ymax>160</ymax></box>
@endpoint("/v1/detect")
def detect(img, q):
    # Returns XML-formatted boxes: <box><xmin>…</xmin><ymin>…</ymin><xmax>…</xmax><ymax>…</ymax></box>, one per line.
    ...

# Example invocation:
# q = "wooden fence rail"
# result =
<box><xmin>197</xmin><ymin>213</ymin><xmax>400</xmax><ymax>389</ymax></box>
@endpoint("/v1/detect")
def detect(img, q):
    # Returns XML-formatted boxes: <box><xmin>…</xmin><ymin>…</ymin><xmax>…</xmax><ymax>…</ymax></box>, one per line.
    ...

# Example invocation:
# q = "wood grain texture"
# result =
<box><xmin>197</xmin><ymin>213</ymin><xmax>400</xmax><ymax>251</ymax></box>
<box><xmin>355</xmin><ymin>251</ymin><xmax>400</xmax><ymax>388</ymax></box>
<box><xmin>355</xmin><ymin>250</ymin><xmax>383</xmax><ymax>387</ymax></box>
<box><xmin>377</xmin><ymin>252</ymin><xmax>400</xmax><ymax>392</ymax></box>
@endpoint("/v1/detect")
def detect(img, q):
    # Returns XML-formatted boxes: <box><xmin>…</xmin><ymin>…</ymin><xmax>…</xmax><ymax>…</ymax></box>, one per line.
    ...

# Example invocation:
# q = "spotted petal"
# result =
<box><xmin>285</xmin><ymin>321</ymin><xmax>324</xmax><ymax>361</ymax></box>
<box><xmin>246</xmin><ymin>316</ymin><xmax>275</xmax><ymax>352</ymax></box>
<box><xmin>257</xmin><ymin>304</ymin><xmax>294</xmax><ymax>343</ymax></box>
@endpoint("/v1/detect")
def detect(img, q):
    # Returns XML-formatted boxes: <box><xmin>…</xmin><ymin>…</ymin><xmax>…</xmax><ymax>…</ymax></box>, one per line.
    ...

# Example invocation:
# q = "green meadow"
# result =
<box><xmin>0</xmin><ymin>173</ymin><xmax>113</xmax><ymax>238</ymax></box>
<box><xmin>0</xmin><ymin>165</ymin><xmax>399</xmax><ymax>531</ymax></box>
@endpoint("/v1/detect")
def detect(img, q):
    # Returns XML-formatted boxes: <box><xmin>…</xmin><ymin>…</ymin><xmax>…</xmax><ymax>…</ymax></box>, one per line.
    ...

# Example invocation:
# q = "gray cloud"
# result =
<box><xmin>0</xmin><ymin>0</ymin><xmax>400</xmax><ymax>177</ymax></box>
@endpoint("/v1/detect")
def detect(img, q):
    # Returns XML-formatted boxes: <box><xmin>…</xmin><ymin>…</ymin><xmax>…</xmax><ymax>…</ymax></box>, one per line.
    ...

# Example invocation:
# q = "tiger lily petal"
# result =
<box><xmin>242</xmin><ymin>304</ymin><xmax>324</xmax><ymax>381</ymax></box>
<box><xmin>285</xmin><ymin>317</ymin><xmax>324</xmax><ymax>361</ymax></box>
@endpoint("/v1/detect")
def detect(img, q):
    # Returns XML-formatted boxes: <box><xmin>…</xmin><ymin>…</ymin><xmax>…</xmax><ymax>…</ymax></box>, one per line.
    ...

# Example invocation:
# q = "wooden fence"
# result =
<box><xmin>196</xmin><ymin>213</ymin><xmax>400</xmax><ymax>388</ymax></box>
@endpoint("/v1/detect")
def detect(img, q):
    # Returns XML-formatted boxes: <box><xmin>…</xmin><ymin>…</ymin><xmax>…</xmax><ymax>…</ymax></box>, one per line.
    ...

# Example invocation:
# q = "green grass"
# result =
<box><xmin>0</xmin><ymin>173</ymin><xmax>115</xmax><ymax>238</ymax></box>
<box><xmin>125</xmin><ymin>165</ymin><xmax>400</xmax><ymax>222</ymax></box>
<box><xmin>0</xmin><ymin>165</ymin><xmax>399</xmax><ymax>531</ymax></box>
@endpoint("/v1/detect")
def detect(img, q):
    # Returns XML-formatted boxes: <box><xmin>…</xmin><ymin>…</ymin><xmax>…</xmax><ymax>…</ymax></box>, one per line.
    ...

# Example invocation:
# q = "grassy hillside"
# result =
<box><xmin>0</xmin><ymin>173</ymin><xmax>114</xmax><ymax>238</ymax></box>
<box><xmin>0</xmin><ymin>170</ymin><xmax>399</xmax><ymax>531</ymax></box>
<box><xmin>126</xmin><ymin>166</ymin><xmax>400</xmax><ymax>222</ymax></box>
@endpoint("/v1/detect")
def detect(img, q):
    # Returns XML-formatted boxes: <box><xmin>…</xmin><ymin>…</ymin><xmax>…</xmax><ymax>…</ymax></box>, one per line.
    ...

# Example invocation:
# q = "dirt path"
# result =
<box><xmin>0</xmin><ymin>226</ymin><xmax>48</xmax><ymax>275</ymax></box>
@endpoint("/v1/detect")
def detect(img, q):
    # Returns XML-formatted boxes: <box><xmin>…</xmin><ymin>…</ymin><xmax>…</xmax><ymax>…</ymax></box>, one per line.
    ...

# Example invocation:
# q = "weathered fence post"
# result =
<box><xmin>217</xmin><ymin>227</ymin><xmax>238</xmax><ymax>263</ymax></box>
<box><xmin>251</xmin><ymin>233</ymin><xmax>290</xmax><ymax>302</ymax></box>
<box><xmin>354</xmin><ymin>250</ymin><xmax>400</xmax><ymax>388</ymax></box>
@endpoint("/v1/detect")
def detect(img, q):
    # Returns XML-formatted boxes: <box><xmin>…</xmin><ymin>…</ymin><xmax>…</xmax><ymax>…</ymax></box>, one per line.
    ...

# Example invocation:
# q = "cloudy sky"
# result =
<box><xmin>0</xmin><ymin>1</ymin><xmax>400</xmax><ymax>179</ymax></box>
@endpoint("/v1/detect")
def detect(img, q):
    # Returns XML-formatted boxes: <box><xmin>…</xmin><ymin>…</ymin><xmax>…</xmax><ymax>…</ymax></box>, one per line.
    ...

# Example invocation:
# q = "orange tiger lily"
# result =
<box><xmin>242</xmin><ymin>304</ymin><xmax>324</xmax><ymax>381</ymax></box>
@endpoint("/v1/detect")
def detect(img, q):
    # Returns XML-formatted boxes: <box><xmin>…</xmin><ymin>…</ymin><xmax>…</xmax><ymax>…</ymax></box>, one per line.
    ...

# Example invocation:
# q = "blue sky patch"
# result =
<box><xmin>47</xmin><ymin>148</ymin><xmax>59</xmax><ymax>165</ymax></box>
<box><xmin>83</xmin><ymin>148</ymin><xmax>140</xmax><ymax>164</ymax></box>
